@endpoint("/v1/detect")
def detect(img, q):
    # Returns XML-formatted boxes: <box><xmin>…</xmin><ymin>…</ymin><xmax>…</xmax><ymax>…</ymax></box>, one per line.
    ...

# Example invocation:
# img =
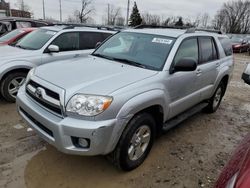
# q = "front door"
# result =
<box><xmin>166</xmin><ymin>37</ymin><xmax>201</xmax><ymax>119</ymax></box>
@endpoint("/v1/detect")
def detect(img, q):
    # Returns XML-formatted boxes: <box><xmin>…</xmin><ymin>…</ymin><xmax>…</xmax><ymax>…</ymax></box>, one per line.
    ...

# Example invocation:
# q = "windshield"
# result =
<box><xmin>15</xmin><ymin>29</ymin><xmax>56</xmax><ymax>50</ymax></box>
<box><xmin>93</xmin><ymin>32</ymin><xmax>176</xmax><ymax>71</ymax></box>
<box><xmin>231</xmin><ymin>37</ymin><xmax>243</xmax><ymax>43</ymax></box>
<box><xmin>0</xmin><ymin>29</ymin><xmax>24</xmax><ymax>42</ymax></box>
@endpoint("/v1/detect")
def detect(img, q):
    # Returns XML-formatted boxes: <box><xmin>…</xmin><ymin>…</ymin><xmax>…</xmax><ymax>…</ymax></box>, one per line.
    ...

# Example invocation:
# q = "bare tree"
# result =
<box><xmin>109</xmin><ymin>5</ymin><xmax>121</xmax><ymax>25</ymax></box>
<box><xmin>104</xmin><ymin>5</ymin><xmax>122</xmax><ymax>25</ymax></box>
<box><xmin>15</xmin><ymin>0</ymin><xmax>31</xmax><ymax>12</ymax></box>
<box><xmin>116</xmin><ymin>16</ymin><xmax>125</xmax><ymax>26</ymax></box>
<box><xmin>75</xmin><ymin>0</ymin><xmax>94</xmax><ymax>23</ymax></box>
<box><xmin>142</xmin><ymin>13</ymin><xmax>161</xmax><ymax>25</ymax></box>
<box><xmin>213</xmin><ymin>0</ymin><xmax>250</xmax><ymax>33</ymax></box>
<box><xmin>200</xmin><ymin>13</ymin><xmax>210</xmax><ymax>28</ymax></box>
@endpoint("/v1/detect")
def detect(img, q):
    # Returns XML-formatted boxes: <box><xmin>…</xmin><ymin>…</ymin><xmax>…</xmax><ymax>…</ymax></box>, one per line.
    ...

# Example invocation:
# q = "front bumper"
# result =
<box><xmin>16</xmin><ymin>88</ymin><xmax>123</xmax><ymax>156</ymax></box>
<box><xmin>242</xmin><ymin>73</ymin><xmax>250</xmax><ymax>85</ymax></box>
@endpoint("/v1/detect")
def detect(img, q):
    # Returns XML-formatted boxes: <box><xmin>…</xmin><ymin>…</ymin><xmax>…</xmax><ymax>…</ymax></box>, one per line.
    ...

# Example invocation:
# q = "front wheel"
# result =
<box><xmin>0</xmin><ymin>72</ymin><xmax>27</xmax><ymax>103</ymax></box>
<box><xmin>204</xmin><ymin>82</ymin><xmax>225</xmax><ymax>113</ymax></box>
<box><xmin>108</xmin><ymin>113</ymin><xmax>156</xmax><ymax>171</ymax></box>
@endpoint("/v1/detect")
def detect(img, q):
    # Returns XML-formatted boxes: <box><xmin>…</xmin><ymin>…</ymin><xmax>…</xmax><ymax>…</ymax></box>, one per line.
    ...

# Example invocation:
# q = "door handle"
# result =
<box><xmin>216</xmin><ymin>62</ymin><xmax>220</xmax><ymax>67</ymax></box>
<box><xmin>74</xmin><ymin>54</ymin><xmax>80</xmax><ymax>58</ymax></box>
<box><xmin>196</xmin><ymin>69</ymin><xmax>202</xmax><ymax>75</ymax></box>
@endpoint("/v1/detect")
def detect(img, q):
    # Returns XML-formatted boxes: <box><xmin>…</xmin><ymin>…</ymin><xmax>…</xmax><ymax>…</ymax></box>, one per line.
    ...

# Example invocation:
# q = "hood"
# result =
<box><xmin>232</xmin><ymin>43</ymin><xmax>242</xmax><ymax>47</ymax></box>
<box><xmin>35</xmin><ymin>56</ymin><xmax>158</xmax><ymax>99</ymax></box>
<box><xmin>0</xmin><ymin>45</ymin><xmax>36</xmax><ymax>65</ymax></box>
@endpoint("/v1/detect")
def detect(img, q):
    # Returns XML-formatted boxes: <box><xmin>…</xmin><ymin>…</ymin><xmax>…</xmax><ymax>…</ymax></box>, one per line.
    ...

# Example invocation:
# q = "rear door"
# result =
<box><xmin>197</xmin><ymin>36</ymin><xmax>220</xmax><ymax>100</ymax></box>
<box><xmin>79</xmin><ymin>32</ymin><xmax>112</xmax><ymax>50</ymax></box>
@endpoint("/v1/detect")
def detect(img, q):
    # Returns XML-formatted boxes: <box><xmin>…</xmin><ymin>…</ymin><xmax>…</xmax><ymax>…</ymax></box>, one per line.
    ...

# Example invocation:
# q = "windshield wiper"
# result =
<box><xmin>113</xmin><ymin>58</ymin><xmax>146</xmax><ymax>69</ymax></box>
<box><xmin>92</xmin><ymin>53</ymin><xmax>115</xmax><ymax>61</ymax></box>
<box><xmin>15</xmin><ymin>44</ymin><xmax>27</xmax><ymax>49</ymax></box>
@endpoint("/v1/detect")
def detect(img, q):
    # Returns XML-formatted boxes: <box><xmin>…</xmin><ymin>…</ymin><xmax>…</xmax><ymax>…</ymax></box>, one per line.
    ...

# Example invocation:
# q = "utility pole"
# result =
<box><xmin>59</xmin><ymin>0</ymin><xmax>62</xmax><ymax>22</ymax></box>
<box><xmin>126</xmin><ymin>0</ymin><xmax>130</xmax><ymax>26</ymax></box>
<box><xmin>42</xmin><ymin>0</ymin><xmax>45</xmax><ymax>20</ymax></box>
<box><xmin>8</xmin><ymin>0</ymin><xmax>12</xmax><ymax>16</ymax></box>
<box><xmin>107</xmin><ymin>4</ymin><xmax>110</xmax><ymax>25</ymax></box>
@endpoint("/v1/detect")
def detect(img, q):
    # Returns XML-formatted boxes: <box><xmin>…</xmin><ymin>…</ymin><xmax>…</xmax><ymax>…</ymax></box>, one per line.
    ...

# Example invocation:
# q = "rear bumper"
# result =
<box><xmin>16</xmin><ymin>86</ymin><xmax>123</xmax><ymax>156</ymax></box>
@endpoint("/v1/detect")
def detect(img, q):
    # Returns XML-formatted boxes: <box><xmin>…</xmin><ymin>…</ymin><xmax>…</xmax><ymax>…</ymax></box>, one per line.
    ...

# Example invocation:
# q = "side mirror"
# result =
<box><xmin>95</xmin><ymin>42</ymin><xmax>102</xmax><ymax>49</ymax></box>
<box><xmin>171</xmin><ymin>58</ymin><xmax>197</xmax><ymax>73</ymax></box>
<box><xmin>242</xmin><ymin>64</ymin><xmax>250</xmax><ymax>85</ymax></box>
<box><xmin>48</xmin><ymin>45</ymin><xmax>59</xmax><ymax>53</ymax></box>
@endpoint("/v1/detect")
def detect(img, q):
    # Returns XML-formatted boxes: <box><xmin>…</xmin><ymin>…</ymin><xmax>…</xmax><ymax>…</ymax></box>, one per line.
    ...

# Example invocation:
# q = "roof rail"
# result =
<box><xmin>134</xmin><ymin>24</ymin><xmax>223</xmax><ymax>34</ymax></box>
<box><xmin>134</xmin><ymin>24</ymin><xmax>192</xmax><ymax>30</ymax></box>
<box><xmin>56</xmin><ymin>23</ymin><xmax>122</xmax><ymax>31</ymax></box>
<box><xmin>186</xmin><ymin>28</ymin><xmax>223</xmax><ymax>34</ymax></box>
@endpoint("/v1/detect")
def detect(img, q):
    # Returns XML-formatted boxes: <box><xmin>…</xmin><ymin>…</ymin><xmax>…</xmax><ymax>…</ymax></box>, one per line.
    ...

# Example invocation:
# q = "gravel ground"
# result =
<box><xmin>0</xmin><ymin>54</ymin><xmax>249</xmax><ymax>188</ymax></box>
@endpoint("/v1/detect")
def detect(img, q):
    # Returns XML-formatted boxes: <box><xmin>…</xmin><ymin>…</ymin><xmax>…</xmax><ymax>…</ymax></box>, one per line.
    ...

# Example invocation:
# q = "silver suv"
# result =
<box><xmin>0</xmin><ymin>26</ymin><xmax>115</xmax><ymax>102</ymax></box>
<box><xmin>17</xmin><ymin>27</ymin><xmax>234</xmax><ymax>171</ymax></box>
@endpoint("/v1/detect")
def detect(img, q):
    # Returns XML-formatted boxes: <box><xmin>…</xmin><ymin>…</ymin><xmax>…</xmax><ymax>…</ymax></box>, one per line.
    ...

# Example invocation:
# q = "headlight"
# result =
<box><xmin>25</xmin><ymin>68</ymin><xmax>35</xmax><ymax>83</ymax></box>
<box><xmin>66</xmin><ymin>94</ymin><xmax>113</xmax><ymax>116</ymax></box>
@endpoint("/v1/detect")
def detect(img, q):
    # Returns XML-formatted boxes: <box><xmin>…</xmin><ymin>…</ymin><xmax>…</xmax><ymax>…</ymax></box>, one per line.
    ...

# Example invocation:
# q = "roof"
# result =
<box><xmin>125</xmin><ymin>28</ymin><xmax>188</xmax><ymax>38</ymax></box>
<box><xmin>19</xmin><ymin>27</ymin><xmax>37</xmax><ymax>32</ymax></box>
<box><xmin>124</xmin><ymin>28</ymin><xmax>224</xmax><ymax>38</ymax></box>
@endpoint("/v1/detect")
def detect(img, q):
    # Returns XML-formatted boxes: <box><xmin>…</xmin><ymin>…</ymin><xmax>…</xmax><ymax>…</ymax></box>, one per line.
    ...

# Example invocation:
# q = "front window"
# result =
<box><xmin>0</xmin><ymin>29</ymin><xmax>24</xmax><ymax>42</ymax></box>
<box><xmin>93</xmin><ymin>32</ymin><xmax>175</xmax><ymax>71</ymax></box>
<box><xmin>15</xmin><ymin>29</ymin><xmax>57</xmax><ymax>50</ymax></box>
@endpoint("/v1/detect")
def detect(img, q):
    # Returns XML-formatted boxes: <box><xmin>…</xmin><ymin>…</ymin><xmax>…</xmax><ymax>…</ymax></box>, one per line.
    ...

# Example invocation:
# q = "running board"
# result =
<box><xmin>162</xmin><ymin>103</ymin><xmax>208</xmax><ymax>132</ymax></box>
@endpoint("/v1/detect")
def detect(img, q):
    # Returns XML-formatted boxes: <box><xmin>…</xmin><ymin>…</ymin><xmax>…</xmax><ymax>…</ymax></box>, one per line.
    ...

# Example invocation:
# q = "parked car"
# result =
<box><xmin>0</xmin><ymin>26</ymin><xmax>116</xmax><ymax>102</ymax></box>
<box><xmin>231</xmin><ymin>37</ymin><xmax>249</xmax><ymax>53</ymax></box>
<box><xmin>0</xmin><ymin>17</ymin><xmax>52</xmax><ymax>36</ymax></box>
<box><xmin>242</xmin><ymin>63</ymin><xmax>250</xmax><ymax>84</ymax></box>
<box><xmin>16</xmin><ymin>26</ymin><xmax>233</xmax><ymax>171</ymax></box>
<box><xmin>0</xmin><ymin>28</ymin><xmax>36</xmax><ymax>46</ymax></box>
<box><xmin>215</xmin><ymin>133</ymin><xmax>250</xmax><ymax>188</ymax></box>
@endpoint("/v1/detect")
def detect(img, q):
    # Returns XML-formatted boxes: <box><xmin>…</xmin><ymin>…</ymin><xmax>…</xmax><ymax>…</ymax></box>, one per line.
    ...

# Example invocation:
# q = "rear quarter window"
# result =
<box><xmin>219</xmin><ymin>37</ymin><xmax>233</xmax><ymax>56</ymax></box>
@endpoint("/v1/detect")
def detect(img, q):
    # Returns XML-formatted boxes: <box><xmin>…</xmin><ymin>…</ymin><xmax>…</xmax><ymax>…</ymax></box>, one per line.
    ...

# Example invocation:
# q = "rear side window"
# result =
<box><xmin>219</xmin><ymin>37</ymin><xmax>233</xmax><ymax>56</ymax></box>
<box><xmin>33</xmin><ymin>22</ymin><xmax>48</xmax><ymax>27</ymax></box>
<box><xmin>51</xmin><ymin>32</ymin><xmax>79</xmax><ymax>52</ymax></box>
<box><xmin>174</xmin><ymin>38</ymin><xmax>199</xmax><ymax>64</ymax></box>
<box><xmin>80</xmin><ymin>32</ymin><xmax>108</xmax><ymax>50</ymax></box>
<box><xmin>16</xmin><ymin>21</ymin><xmax>32</xmax><ymax>28</ymax></box>
<box><xmin>199</xmin><ymin>37</ymin><xmax>218</xmax><ymax>64</ymax></box>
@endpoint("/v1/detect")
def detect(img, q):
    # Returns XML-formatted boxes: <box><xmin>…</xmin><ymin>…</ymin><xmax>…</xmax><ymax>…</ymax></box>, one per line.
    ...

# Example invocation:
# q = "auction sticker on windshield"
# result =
<box><xmin>152</xmin><ymin>38</ymin><xmax>173</xmax><ymax>44</ymax></box>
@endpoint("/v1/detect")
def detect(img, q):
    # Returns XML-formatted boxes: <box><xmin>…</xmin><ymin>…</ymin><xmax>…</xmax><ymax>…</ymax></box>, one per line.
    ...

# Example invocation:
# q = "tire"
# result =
<box><xmin>107</xmin><ymin>113</ymin><xmax>156</xmax><ymax>171</ymax></box>
<box><xmin>0</xmin><ymin>72</ymin><xmax>27</xmax><ymax>103</ymax></box>
<box><xmin>204</xmin><ymin>82</ymin><xmax>226</xmax><ymax>113</ymax></box>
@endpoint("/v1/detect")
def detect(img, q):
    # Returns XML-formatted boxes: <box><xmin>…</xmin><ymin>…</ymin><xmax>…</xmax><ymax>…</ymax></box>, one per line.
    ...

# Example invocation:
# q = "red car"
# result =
<box><xmin>0</xmin><ymin>28</ymin><xmax>36</xmax><ymax>46</ymax></box>
<box><xmin>215</xmin><ymin>133</ymin><xmax>250</xmax><ymax>188</ymax></box>
<box><xmin>231</xmin><ymin>37</ymin><xmax>249</xmax><ymax>53</ymax></box>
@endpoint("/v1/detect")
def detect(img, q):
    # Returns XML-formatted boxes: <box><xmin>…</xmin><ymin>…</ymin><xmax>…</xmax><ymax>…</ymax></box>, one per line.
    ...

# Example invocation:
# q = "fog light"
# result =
<box><xmin>79</xmin><ymin>138</ymin><xmax>89</xmax><ymax>148</ymax></box>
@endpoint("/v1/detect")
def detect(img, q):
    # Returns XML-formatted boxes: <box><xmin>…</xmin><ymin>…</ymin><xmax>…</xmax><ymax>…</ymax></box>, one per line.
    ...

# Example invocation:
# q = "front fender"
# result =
<box><xmin>116</xmin><ymin>89</ymin><xmax>169</xmax><ymax>120</ymax></box>
<box><xmin>0</xmin><ymin>61</ymin><xmax>34</xmax><ymax>80</ymax></box>
<box><xmin>105</xmin><ymin>89</ymin><xmax>170</xmax><ymax>154</ymax></box>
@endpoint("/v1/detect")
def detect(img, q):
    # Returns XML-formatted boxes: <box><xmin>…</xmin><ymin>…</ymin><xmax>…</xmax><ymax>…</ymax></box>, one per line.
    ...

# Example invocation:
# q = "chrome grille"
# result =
<box><xmin>26</xmin><ymin>80</ymin><xmax>62</xmax><ymax>116</ymax></box>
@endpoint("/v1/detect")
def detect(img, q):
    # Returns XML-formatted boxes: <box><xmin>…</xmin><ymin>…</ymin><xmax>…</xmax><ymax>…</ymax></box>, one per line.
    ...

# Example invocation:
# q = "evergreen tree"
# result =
<box><xmin>129</xmin><ymin>2</ymin><xmax>142</xmax><ymax>27</ymax></box>
<box><xmin>175</xmin><ymin>17</ymin><xmax>184</xmax><ymax>27</ymax></box>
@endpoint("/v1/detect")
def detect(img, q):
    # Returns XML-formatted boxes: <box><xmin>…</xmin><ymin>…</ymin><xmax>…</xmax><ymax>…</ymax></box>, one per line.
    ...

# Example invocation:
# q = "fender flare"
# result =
<box><xmin>104</xmin><ymin>89</ymin><xmax>170</xmax><ymax>154</ymax></box>
<box><xmin>0</xmin><ymin>61</ymin><xmax>34</xmax><ymax>81</ymax></box>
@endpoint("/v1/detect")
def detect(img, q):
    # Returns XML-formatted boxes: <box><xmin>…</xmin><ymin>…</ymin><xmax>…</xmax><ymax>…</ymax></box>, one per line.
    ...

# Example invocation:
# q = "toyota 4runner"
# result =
<box><xmin>16</xmin><ymin>26</ymin><xmax>234</xmax><ymax>171</ymax></box>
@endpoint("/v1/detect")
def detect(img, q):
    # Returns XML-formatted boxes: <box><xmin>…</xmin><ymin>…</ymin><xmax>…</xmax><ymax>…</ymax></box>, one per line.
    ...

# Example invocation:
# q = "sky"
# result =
<box><xmin>7</xmin><ymin>0</ymin><xmax>230</xmax><ymax>24</ymax></box>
